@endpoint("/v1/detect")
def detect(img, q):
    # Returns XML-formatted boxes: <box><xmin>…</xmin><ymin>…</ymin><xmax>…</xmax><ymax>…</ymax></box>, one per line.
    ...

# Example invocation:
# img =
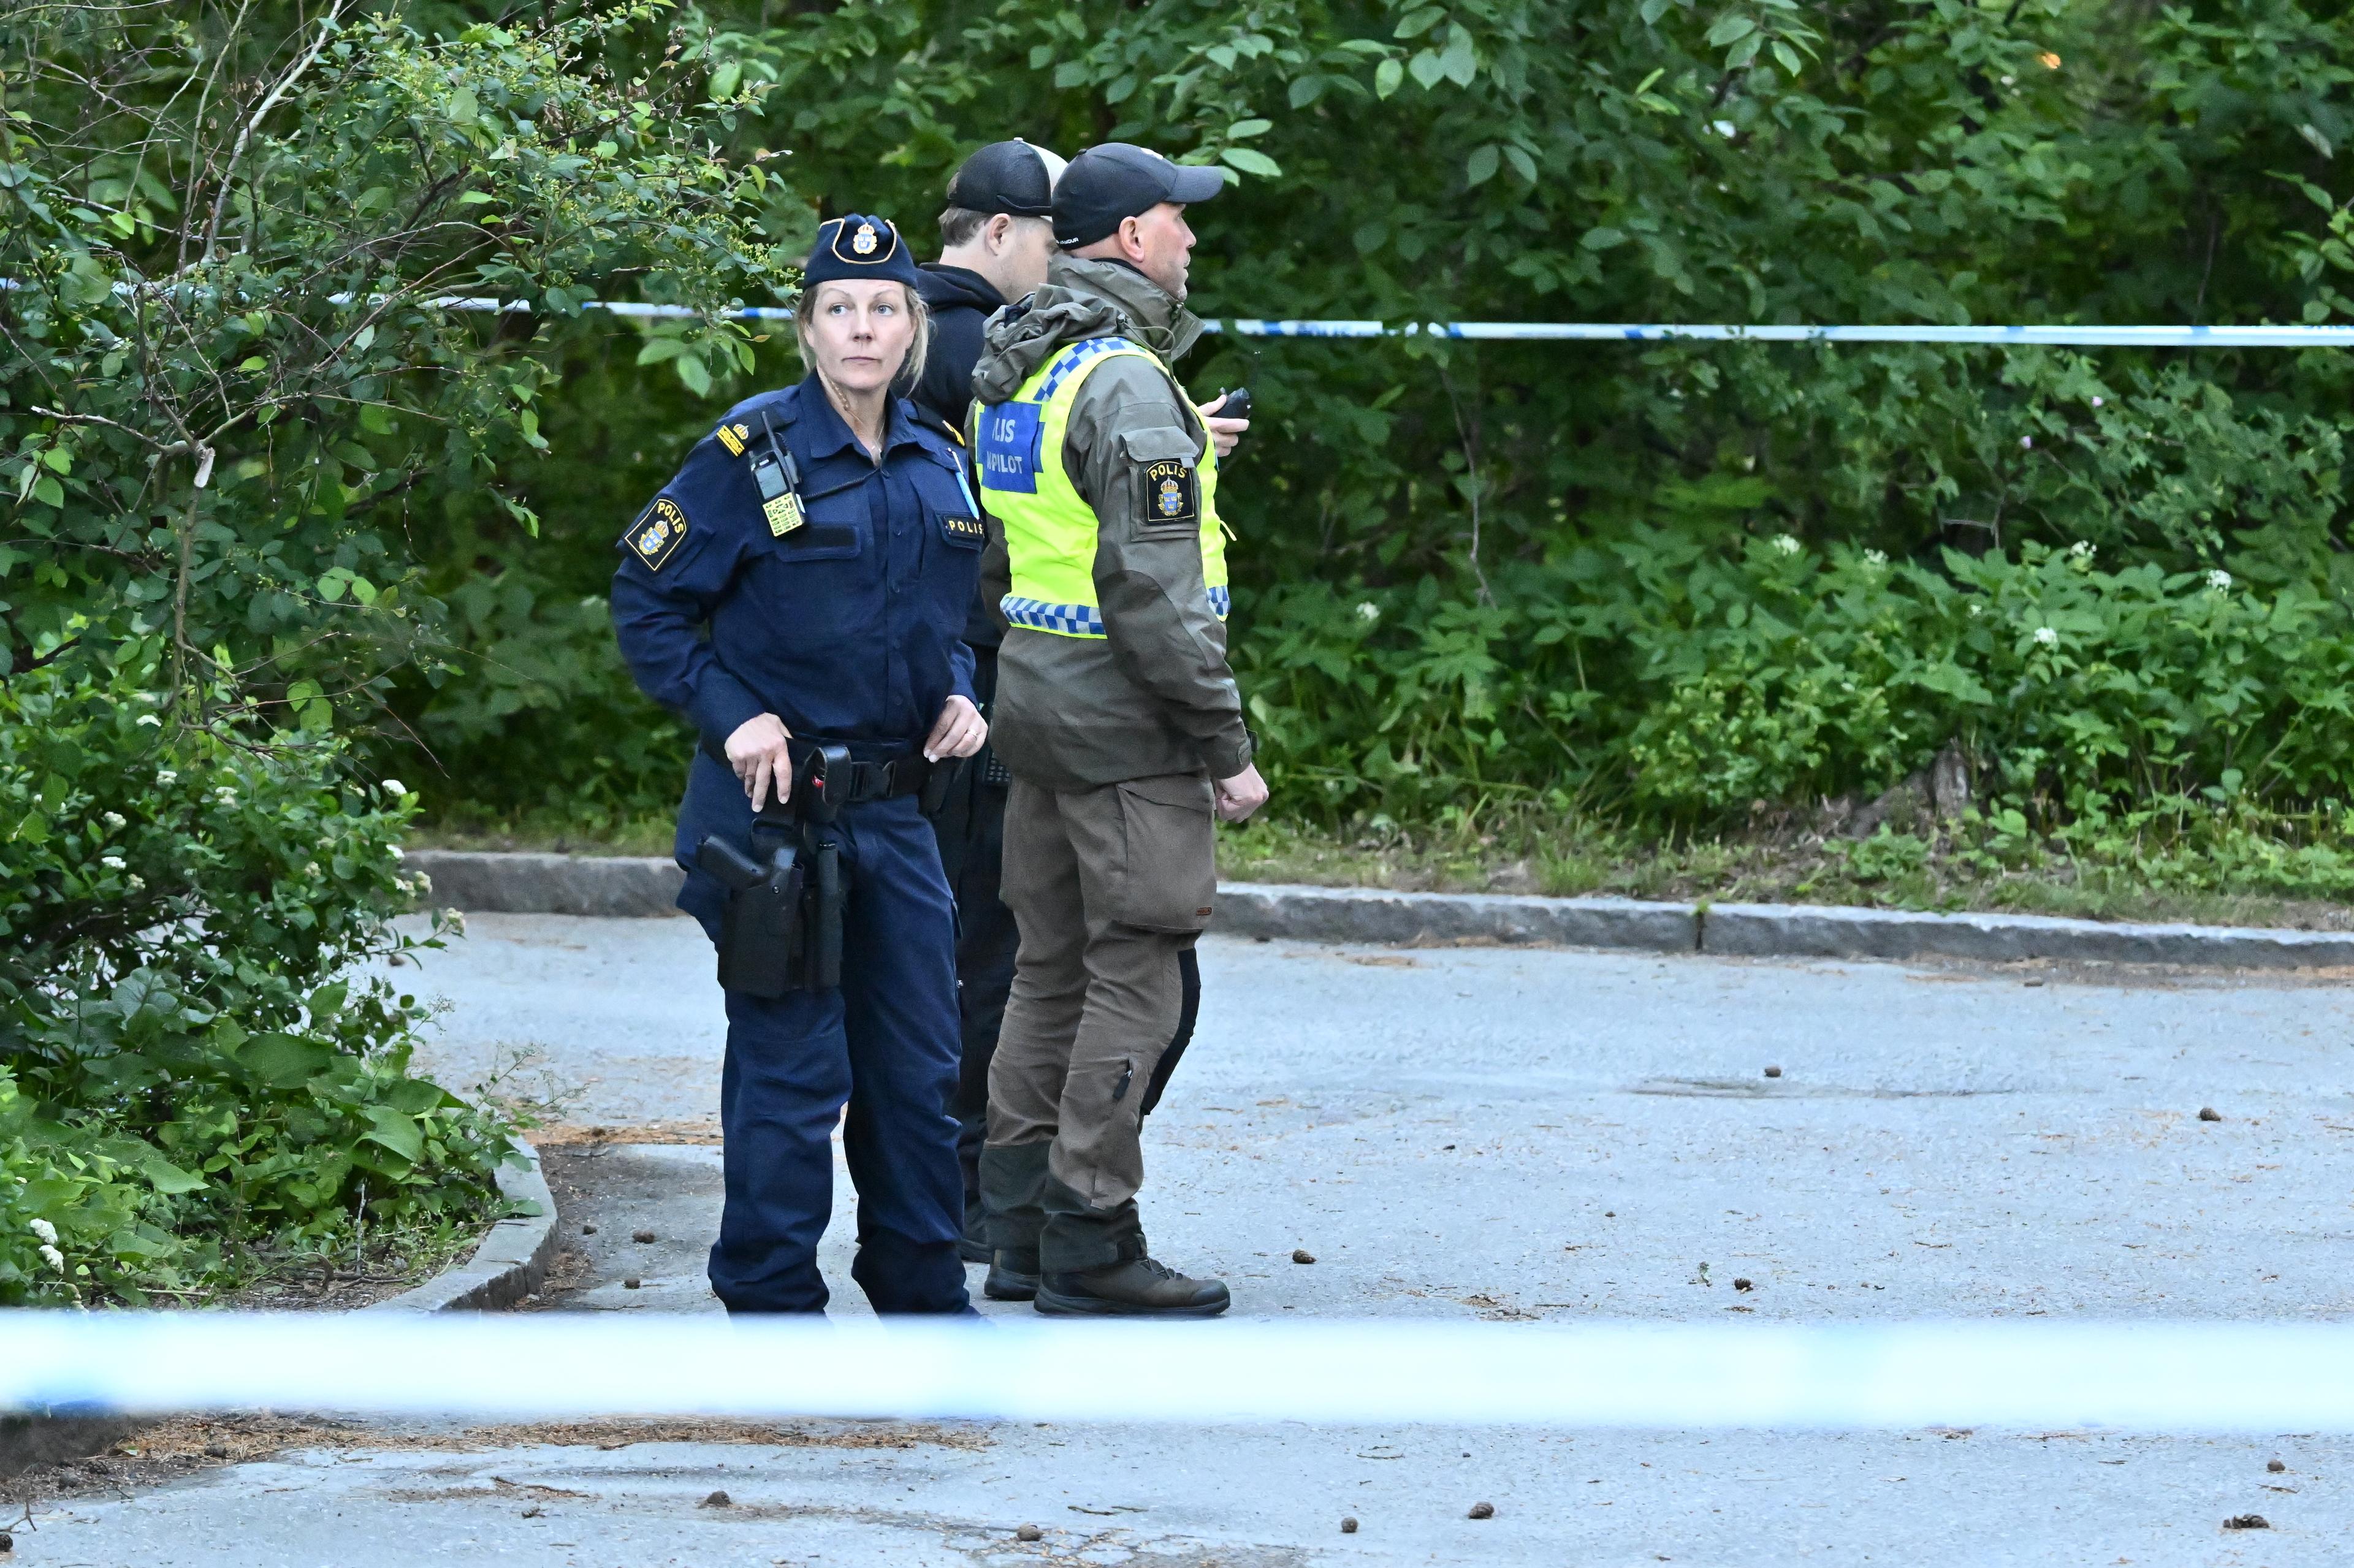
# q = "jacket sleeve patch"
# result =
<box><xmin>622</xmin><ymin>497</ymin><xmax>690</xmax><ymax>571</ymax></box>
<box><xmin>1141</xmin><ymin>458</ymin><xmax>1199</xmax><ymax>530</ymax></box>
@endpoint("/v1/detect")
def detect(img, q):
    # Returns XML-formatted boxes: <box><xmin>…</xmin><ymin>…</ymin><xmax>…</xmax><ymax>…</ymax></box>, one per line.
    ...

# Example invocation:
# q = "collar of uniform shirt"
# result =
<box><xmin>792</xmin><ymin>371</ymin><xmax>931</xmax><ymax>465</ymax></box>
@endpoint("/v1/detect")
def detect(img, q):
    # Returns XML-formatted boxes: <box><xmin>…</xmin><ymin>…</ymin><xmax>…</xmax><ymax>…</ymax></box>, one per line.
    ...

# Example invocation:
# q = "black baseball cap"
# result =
<box><xmin>945</xmin><ymin>140</ymin><xmax>1064</xmax><ymax>220</ymax></box>
<box><xmin>1053</xmin><ymin>143</ymin><xmax>1224</xmax><ymax>248</ymax></box>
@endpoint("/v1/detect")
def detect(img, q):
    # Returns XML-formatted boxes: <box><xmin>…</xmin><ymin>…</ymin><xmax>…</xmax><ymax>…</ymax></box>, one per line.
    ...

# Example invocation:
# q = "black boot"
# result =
<box><xmin>1035</xmin><ymin>1257</ymin><xmax>1230</xmax><ymax>1318</ymax></box>
<box><xmin>985</xmin><ymin>1248</ymin><xmax>1041</xmax><ymax>1301</ymax></box>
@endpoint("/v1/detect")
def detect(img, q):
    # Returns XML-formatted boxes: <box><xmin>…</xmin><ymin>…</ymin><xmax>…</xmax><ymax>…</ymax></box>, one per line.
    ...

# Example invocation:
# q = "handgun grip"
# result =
<box><xmin>695</xmin><ymin>835</ymin><xmax>766</xmax><ymax>891</ymax></box>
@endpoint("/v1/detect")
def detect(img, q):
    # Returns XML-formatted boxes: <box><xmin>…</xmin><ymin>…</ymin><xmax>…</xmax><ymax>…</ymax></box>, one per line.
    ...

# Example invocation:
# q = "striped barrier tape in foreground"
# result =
<box><xmin>8</xmin><ymin>1314</ymin><xmax>2354</xmax><ymax>1431</ymax></box>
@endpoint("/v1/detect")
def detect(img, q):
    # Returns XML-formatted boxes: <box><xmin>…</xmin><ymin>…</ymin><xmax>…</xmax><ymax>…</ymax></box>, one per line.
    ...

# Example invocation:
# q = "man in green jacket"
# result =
<box><xmin>970</xmin><ymin>143</ymin><xmax>1268</xmax><ymax>1317</ymax></box>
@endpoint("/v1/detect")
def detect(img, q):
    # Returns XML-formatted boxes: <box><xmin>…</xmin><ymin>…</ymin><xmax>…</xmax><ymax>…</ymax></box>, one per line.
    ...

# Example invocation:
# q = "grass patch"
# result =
<box><xmin>1216</xmin><ymin>804</ymin><xmax>2354</xmax><ymax>932</ymax></box>
<box><xmin>409</xmin><ymin>801</ymin><xmax>2354</xmax><ymax>933</ymax></box>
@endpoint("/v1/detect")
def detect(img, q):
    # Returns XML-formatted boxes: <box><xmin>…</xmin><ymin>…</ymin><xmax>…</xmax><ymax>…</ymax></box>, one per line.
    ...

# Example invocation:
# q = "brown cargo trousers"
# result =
<box><xmin>982</xmin><ymin>771</ymin><xmax>1216</xmax><ymax>1273</ymax></box>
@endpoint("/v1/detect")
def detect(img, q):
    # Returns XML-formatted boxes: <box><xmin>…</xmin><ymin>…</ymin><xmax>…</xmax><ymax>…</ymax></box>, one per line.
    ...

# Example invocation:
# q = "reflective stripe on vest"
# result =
<box><xmin>977</xmin><ymin>337</ymin><xmax>1229</xmax><ymax>641</ymax></box>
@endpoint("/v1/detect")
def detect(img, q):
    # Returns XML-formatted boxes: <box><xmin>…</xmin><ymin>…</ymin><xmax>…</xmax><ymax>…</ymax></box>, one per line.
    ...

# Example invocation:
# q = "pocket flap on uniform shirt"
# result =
<box><xmin>1114</xmin><ymin>426</ymin><xmax>1202</xmax><ymax>465</ymax></box>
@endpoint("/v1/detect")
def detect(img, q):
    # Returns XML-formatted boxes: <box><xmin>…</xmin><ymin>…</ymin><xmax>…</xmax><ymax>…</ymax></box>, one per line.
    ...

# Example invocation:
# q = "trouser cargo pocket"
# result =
<box><xmin>1109</xmin><ymin>772</ymin><xmax>1216</xmax><ymax>932</ymax></box>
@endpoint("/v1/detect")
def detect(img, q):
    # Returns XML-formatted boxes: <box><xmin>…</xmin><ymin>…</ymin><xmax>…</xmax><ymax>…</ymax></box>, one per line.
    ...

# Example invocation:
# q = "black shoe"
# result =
<box><xmin>1034</xmin><ymin>1257</ymin><xmax>1230</xmax><ymax>1318</ymax></box>
<box><xmin>958</xmin><ymin>1206</ymin><xmax>992</xmax><ymax>1265</ymax></box>
<box><xmin>984</xmin><ymin>1250</ymin><xmax>1040</xmax><ymax>1301</ymax></box>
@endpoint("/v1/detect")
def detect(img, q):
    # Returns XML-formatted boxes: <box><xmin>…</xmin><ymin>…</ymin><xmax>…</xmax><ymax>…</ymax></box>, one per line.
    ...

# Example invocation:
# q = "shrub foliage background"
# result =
<box><xmin>0</xmin><ymin>1</ymin><xmax>787</xmax><ymax>1300</ymax></box>
<box><xmin>334</xmin><ymin>0</ymin><xmax>2354</xmax><ymax>877</ymax></box>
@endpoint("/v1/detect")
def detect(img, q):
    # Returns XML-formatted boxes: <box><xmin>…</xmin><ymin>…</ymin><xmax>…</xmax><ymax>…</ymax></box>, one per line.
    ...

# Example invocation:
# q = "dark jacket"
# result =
<box><xmin>610</xmin><ymin>376</ymin><xmax>983</xmax><ymax>872</ymax></box>
<box><xmin>911</xmin><ymin>263</ymin><xmax>1004</xmax><ymax>436</ymax></box>
<box><xmin>914</xmin><ymin>262</ymin><xmax>1009</xmax><ymax>649</ymax></box>
<box><xmin>969</xmin><ymin>254</ymin><xmax>1252</xmax><ymax>788</ymax></box>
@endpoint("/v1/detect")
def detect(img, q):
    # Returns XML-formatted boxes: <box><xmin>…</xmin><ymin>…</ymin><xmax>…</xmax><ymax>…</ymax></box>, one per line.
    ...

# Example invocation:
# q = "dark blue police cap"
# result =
<box><xmin>804</xmin><ymin>214</ymin><xmax>921</xmax><ymax>289</ymax></box>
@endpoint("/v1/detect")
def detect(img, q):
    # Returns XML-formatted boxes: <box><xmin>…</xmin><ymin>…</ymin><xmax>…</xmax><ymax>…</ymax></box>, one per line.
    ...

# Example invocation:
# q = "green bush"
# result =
<box><xmin>0</xmin><ymin>665</ymin><xmax>513</xmax><ymax>1305</ymax></box>
<box><xmin>1241</xmin><ymin>520</ymin><xmax>2354</xmax><ymax>834</ymax></box>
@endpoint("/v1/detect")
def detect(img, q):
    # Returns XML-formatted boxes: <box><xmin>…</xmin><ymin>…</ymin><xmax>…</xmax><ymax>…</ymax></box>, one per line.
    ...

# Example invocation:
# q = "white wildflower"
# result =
<box><xmin>1967</xmin><ymin>602</ymin><xmax>1984</xmax><ymax>617</ymax></box>
<box><xmin>135</xmin><ymin>714</ymin><xmax>162</xmax><ymax>727</ymax></box>
<box><xmin>2000</xmin><ymin>74</ymin><xmax>2016</xmax><ymax>86</ymax></box>
<box><xmin>382</xmin><ymin>778</ymin><xmax>409</xmax><ymax>797</ymax></box>
<box><xmin>1862</xmin><ymin>548</ymin><xmax>1889</xmax><ymax>567</ymax></box>
<box><xmin>2090</xmin><ymin>395</ymin><xmax>2104</xmax><ymax>408</ymax></box>
<box><xmin>2070</xmin><ymin>541</ymin><xmax>2095</xmax><ymax>561</ymax></box>
<box><xmin>387</xmin><ymin>843</ymin><xmax>405</xmax><ymax>861</ymax></box>
<box><xmin>29</xmin><ymin>1219</ymin><xmax>55</xmax><ymax>1245</ymax></box>
<box><xmin>443</xmin><ymin>908</ymin><xmax>467</xmax><ymax>937</ymax></box>
<box><xmin>102</xmin><ymin>811</ymin><xmax>126</xmax><ymax>829</ymax></box>
<box><xmin>155</xmin><ymin>769</ymin><xmax>177</xmax><ymax>785</ymax></box>
<box><xmin>1355</xmin><ymin>602</ymin><xmax>1381</xmax><ymax>623</ymax></box>
<box><xmin>1712</xmin><ymin>119</ymin><xmax>1737</xmax><ymax>138</ymax></box>
<box><xmin>2032</xmin><ymin>626</ymin><xmax>2059</xmax><ymax>647</ymax></box>
<box><xmin>305</xmin><ymin>862</ymin><xmax>322</xmax><ymax>878</ymax></box>
<box><xmin>213</xmin><ymin>788</ymin><xmax>237</xmax><ymax>806</ymax></box>
<box><xmin>126</xmin><ymin>875</ymin><xmax>145</xmax><ymax>892</ymax></box>
<box><xmin>101</xmin><ymin>854</ymin><xmax>126</xmax><ymax>870</ymax></box>
<box><xmin>1773</xmin><ymin>533</ymin><xmax>1802</xmax><ymax>555</ymax></box>
<box><xmin>39</xmin><ymin>1244</ymin><xmax>65</xmax><ymax>1272</ymax></box>
<box><xmin>2206</xmin><ymin>568</ymin><xmax>2233</xmax><ymax>592</ymax></box>
<box><xmin>2019</xmin><ymin>435</ymin><xmax>2033</xmax><ymax>450</ymax></box>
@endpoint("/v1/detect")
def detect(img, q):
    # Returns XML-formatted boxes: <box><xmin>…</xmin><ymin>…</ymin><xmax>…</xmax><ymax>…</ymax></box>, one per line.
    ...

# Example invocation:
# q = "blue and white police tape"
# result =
<box><xmin>428</xmin><ymin>300</ymin><xmax>2354</xmax><ymax>346</ymax></box>
<box><xmin>10</xmin><ymin>1314</ymin><xmax>2354</xmax><ymax>1431</ymax></box>
<box><xmin>14</xmin><ymin>278</ymin><xmax>2354</xmax><ymax>345</ymax></box>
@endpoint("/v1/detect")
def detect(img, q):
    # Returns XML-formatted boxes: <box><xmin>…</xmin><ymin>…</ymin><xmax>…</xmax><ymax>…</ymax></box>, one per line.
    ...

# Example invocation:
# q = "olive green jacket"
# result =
<box><xmin>969</xmin><ymin>254</ymin><xmax>1253</xmax><ymax>790</ymax></box>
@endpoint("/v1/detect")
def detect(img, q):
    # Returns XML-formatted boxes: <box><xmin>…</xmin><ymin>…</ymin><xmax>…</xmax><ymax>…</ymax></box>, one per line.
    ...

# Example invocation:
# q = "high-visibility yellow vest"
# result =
<box><xmin>976</xmin><ymin>337</ymin><xmax>1229</xmax><ymax>639</ymax></box>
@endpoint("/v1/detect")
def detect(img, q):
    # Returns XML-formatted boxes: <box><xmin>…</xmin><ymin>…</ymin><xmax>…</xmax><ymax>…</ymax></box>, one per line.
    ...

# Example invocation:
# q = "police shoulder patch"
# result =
<box><xmin>623</xmin><ymin>497</ymin><xmax>690</xmax><ymax>571</ymax></box>
<box><xmin>715</xmin><ymin>422</ymin><xmax>748</xmax><ymax>458</ymax></box>
<box><xmin>1141</xmin><ymin>457</ymin><xmax>1198</xmax><ymax>530</ymax></box>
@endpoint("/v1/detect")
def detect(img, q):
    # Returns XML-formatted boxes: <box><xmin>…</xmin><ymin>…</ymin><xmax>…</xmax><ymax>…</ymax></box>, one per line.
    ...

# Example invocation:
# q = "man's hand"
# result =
<box><xmin>924</xmin><ymin>694</ymin><xmax>988</xmax><ymax>762</ymax></box>
<box><xmin>725</xmin><ymin>712</ymin><xmax>794</xmax><ymax>810</ymax></box>
<box><xmin>1213</xmin><ymin>761</ymin><xmax>1268</xmax><ymax>823</ymax></box>
<box><xmin>1198</xmin><ymin>392</ymin><xmax>1251</xmax><ymax>460</ymax></box>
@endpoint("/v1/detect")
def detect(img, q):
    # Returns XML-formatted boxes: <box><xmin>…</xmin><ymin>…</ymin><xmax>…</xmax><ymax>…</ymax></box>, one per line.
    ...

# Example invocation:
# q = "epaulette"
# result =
<box><xmin>709</xmin><ymin>388</ymin><xmax>800</xmax><ymax>459</ymax></box>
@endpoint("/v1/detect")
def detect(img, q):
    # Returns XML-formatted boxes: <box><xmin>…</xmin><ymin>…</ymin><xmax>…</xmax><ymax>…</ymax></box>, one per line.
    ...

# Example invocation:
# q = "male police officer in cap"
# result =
<box><xmin>970</xmin><ymin>143</ymin><xmax>1269</xmax><ymax>1316</ymax></box>
<box><xmin>912</xmin><ymin>139</ymin><xmax>1067</xmax><ymax>1262</ymax></box>
<box><xmin>915</xmin><ymin>140</ymin><xmax>1246</xmax><ymax>1266</ymax></box>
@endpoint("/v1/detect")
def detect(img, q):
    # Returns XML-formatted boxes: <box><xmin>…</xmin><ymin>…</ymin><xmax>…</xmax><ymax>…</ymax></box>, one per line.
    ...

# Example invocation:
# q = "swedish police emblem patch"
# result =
<box><xmin>623</xmin><ymin>497</ymin><xmax>689</xmax><ymax>571</ymax></box>
<box><xmin>852</xmin><ymin>222</ymin><xmax>878</xmax><ymax>256</ymax></box>
<box><xmin>1141</xmin><ymin>458</ymin><xmax>1197</xmax><ymax>530</ymax></box>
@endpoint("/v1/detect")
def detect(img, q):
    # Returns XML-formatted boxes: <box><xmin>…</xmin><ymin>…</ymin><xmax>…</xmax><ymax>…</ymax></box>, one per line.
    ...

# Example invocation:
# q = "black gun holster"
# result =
<box><xmin>696</xmin><ymin>744</ymin><xmax>854</xmax><ymax>997</ymax></box>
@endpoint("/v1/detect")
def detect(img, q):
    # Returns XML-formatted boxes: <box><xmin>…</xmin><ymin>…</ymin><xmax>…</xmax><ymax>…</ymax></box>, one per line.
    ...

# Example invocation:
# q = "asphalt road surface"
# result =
<box><xmin>20</xmin><ymin>915</ymin><xmax>2354</xmax><ymax>1565</ymax></box>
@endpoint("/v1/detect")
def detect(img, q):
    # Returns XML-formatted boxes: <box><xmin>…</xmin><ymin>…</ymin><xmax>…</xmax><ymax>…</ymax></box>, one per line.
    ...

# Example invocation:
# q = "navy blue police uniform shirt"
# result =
<box><xmin>611</xmin><ymin>375</ymin><xmax>985</xmax><ymax>853</ymax></box>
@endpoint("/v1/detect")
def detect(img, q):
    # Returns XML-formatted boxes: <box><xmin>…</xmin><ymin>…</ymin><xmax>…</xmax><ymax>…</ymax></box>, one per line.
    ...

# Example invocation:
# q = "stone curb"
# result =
<box><xmin>370</xmin><ymin>1137</ymin><xmax>560</xmax><ymax>1313</ymax></box>
<box><xmin>411</xmin><ymin>849</ymin><xmax>2354</xmax><ymax>970</ymax></box>
<box><xmin>0</xmin><ymin>1143</ymin><xmax>557</xmax><ymax>1482</ymax></box>
<box><xmin>1211</xmin><ymin>881</ymin><xmax>1699</xmax><ymax>952</ymax></box>
<box><xmin>409</xmin><ymin>851</ymin><xmax>685</xmax><ymax>918</ymax></box>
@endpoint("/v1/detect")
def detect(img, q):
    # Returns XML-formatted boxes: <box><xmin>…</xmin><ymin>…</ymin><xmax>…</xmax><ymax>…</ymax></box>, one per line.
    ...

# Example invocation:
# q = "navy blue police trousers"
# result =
<box><xmin>682</xmin><ymin>794</ymin><xmax>970</xmax><ymax>1315</ymax></box>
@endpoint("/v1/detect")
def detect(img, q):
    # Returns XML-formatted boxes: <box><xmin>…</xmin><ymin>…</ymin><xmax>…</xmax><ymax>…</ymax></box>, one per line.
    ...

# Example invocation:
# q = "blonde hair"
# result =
<box><xmin>792</xmin><ymin>280</ymin><xmax>930</xmax><ymax>392</ymax></box>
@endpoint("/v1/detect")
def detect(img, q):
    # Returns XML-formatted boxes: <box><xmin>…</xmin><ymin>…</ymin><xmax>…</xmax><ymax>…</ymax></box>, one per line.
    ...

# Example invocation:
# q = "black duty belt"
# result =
<box><xmin>698</xmin><ymin>733</ymin><xmax>939</xmax><ymax>809</ymax></box>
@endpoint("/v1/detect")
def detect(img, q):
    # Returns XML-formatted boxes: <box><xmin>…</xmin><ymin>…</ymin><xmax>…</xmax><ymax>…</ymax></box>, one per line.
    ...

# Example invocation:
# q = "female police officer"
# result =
<box><xmin>611</xmin><ymin>214</ymin><xmax>989</xmax><ymax>1315</ymax></box>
